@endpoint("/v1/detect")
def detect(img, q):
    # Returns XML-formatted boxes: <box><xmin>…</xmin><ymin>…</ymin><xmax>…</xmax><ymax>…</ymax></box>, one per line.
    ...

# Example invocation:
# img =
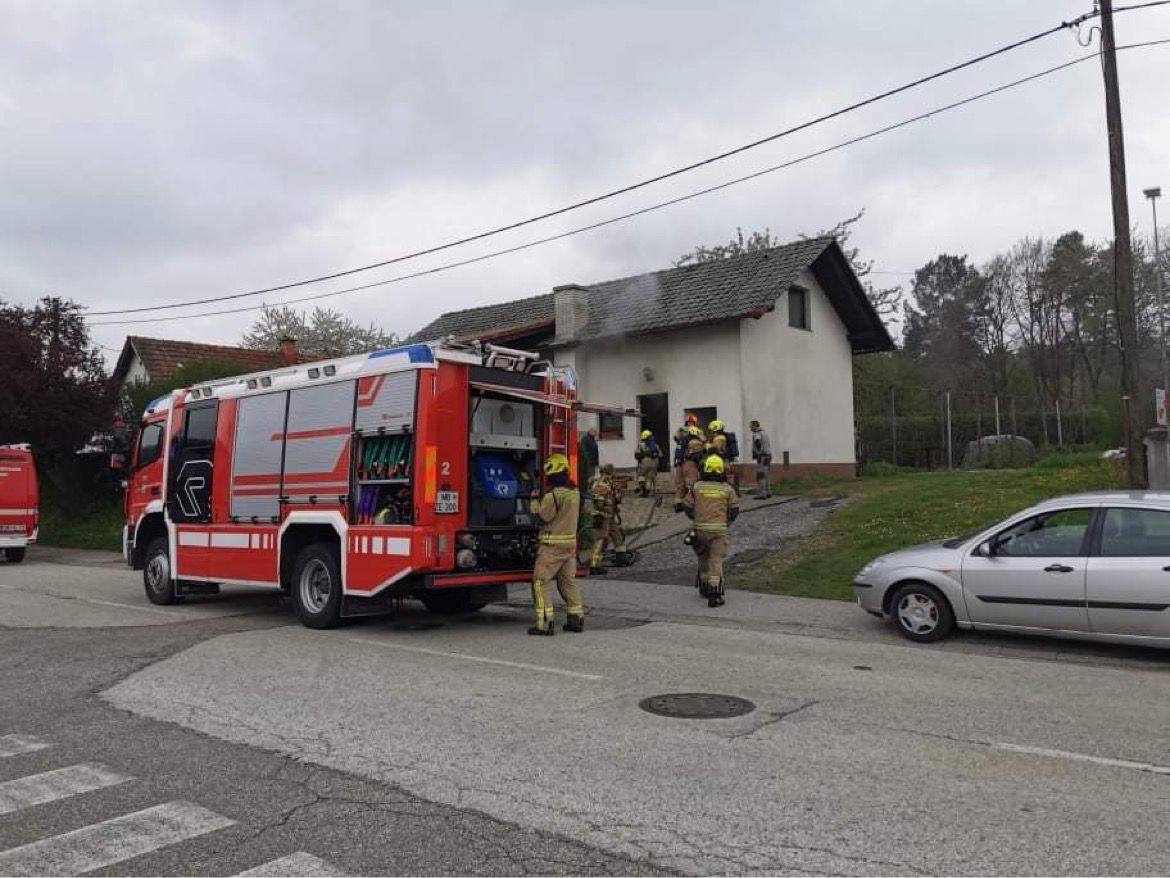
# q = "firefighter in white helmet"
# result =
<box><xmin>683</xmin><ymin>454</ymin><xmax>740</xmax><ymax>608</ymax></box>
<box><xmin>528</xmin><ymin>453</ymin><xmax>585</xmax><ymax>635</ymax></box>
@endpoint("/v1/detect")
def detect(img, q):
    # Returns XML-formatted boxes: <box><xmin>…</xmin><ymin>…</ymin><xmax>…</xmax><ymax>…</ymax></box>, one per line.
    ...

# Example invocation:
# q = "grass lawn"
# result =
<box><xmin>38</xmin><ymin>502</ymin><xmax>124</xmax><ymax>552</ymax></box>
<box><xmin>737</xmin><ymin>457</ymin><xmax>1127</xmax><ymax>601</ymax></box>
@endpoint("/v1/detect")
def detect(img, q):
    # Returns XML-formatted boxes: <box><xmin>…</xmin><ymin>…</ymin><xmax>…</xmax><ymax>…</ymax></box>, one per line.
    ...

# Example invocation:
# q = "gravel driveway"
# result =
<box><xmin>616</xmin><ymin>496</ymin><xmax>846</xmax><ymax>587</ymax></box>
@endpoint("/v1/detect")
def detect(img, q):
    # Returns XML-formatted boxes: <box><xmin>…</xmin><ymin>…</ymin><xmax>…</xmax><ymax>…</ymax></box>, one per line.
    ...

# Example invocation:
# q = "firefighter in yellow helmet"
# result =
<box><xmin>590</xmin><ymin>464</ymin><xmax>629</xmax><ymax>573</ymax></box>
<box><xmin>528</xmin><ymin>453</ymin><xmax>584</xmax><ymax>635</ymax></box>
<box><xmin>674</xmin><ymin>425</ymin><xmax>707</xmax><ymax>512</ymax></box>
<box><xmin>635</xmin><ymin>429</ymin><xmax>661</xmax><ymax>497</ymax></box>
<box><xmin>683</xmin><ymin>454</ymin><xmax>740</xmax><ymax>608</ymax></box>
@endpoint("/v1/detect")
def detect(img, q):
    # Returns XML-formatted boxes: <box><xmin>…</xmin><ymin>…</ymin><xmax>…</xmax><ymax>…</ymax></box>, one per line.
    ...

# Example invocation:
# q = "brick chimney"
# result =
<box><xmin>553</xmin><ymin>284</ymin><xmax>590</xmax><ymax>343</ymax></box>
<box><xmin>279</xmin><ymin>336</ymin><xmax>300</xmax><ymax>365</ymax></box>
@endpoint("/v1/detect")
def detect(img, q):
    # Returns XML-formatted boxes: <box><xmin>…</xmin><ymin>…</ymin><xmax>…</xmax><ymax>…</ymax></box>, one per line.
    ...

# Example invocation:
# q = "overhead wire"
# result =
<box><xmin>85</xmin><ymin>5</ymin><xmax>1126</xmax><ymax>318</ymax></box>
<box><xmin>90</xmin><ymin>37</ymin><xmax>1170</xmax><ymax>328</ymax></box>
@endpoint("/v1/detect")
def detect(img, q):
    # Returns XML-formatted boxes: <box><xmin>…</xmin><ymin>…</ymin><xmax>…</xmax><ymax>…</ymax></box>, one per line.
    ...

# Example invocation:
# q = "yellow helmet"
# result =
<box><xmin>687</xmin><ymin>425</ymin><xmax>704</xmax><ymax>438</ymax></box>
<box><xmin>703</xmin><ymin>454</ymin><xmax>726</xmax><ymax>475</ymax></box>
<box><xmin>640</xmin><ymin>429</ymin><xmax>653</xmax><ymax>440</ymax></box>
<box><xmin>709</xmin><ymin>419</ymin><xmax>724</xmax><ymax>433</ymax></box>
<box><xmin>543</xmin><ymin>453</ymin><xmax>570</xmax><ymax>475</ymax></box>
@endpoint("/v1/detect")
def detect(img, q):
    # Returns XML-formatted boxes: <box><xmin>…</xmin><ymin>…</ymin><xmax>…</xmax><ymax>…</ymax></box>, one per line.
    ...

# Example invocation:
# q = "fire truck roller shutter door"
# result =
<box><xmin>231</xmin><ymin>391</ymin><xmax>288</xmax><ymax>520</ymax></box>
<box><xmin>283</xmin><ymin>381</ymin><xmax>356</xmax><ymax>501</ymax></box>
<box><xmin>355</xmin><ymin>371</ymin><xmax>417</xmax><ymax>433</ymax></box>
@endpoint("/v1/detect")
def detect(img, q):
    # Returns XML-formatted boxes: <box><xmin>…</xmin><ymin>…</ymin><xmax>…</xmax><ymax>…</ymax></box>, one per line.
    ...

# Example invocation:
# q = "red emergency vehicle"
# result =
<box><xmin>0</xmin><ymin>444</ymin><xmax>38</xmax><ymax>563</ymax></box>
<box><xmin>124</xmin><ymin>341</ymin><xmax>630</xmax><ymax>628</ymax></box>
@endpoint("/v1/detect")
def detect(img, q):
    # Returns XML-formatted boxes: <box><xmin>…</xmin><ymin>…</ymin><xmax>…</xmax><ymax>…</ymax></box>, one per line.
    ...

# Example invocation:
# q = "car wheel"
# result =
<box><xmin>890</xmin><ymin>582</ymin><xmax>955</xmax><ymax>643</ymax></box>
<box><xmin>143</xmin><ymin>538</ymin><xmax>177</xmax><ymax>605</ymax></box>
<box><xmin>5</xmin><ymin>547</ymin><xmax>26</xmax><ymax>563</ymax></box>
<box><xmin>421</xmin><ymin>591</ymin><xmax>485</xmax><ymax>614</ymax></box>
<box><xmin>291</xmin><ymin>543</ymin><xmax>343</xmax><ymax>629</ymax></box>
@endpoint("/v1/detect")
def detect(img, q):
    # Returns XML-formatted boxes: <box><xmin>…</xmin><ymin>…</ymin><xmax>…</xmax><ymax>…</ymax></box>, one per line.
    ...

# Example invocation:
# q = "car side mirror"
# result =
<box><xmin>977</xmin><ymin>540</ymin><xmax>996</xmax><ymax>557</ymax></box>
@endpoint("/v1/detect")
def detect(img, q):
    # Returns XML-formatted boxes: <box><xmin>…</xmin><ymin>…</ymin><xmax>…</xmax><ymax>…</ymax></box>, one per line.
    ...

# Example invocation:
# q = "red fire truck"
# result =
<box><xmin>124</xmin><ymin>342</ymin><xmax>630</xmax><ymax>628</ymax></box>
<box><xmin>0</xmin><ymin>443</ymin><xmax>38</xmax><ymax>563</ymax></box>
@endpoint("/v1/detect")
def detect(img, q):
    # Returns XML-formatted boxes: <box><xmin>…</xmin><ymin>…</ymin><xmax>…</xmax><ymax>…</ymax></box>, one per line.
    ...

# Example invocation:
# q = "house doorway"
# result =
<box><xmin>637</xmin><ymin>392</ymin><xmax>671</xmax><ymax>472</ymax></box>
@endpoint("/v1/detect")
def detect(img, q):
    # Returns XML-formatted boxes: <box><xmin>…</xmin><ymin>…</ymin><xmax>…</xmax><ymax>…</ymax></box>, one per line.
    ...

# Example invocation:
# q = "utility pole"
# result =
<box><xmin>1099</xmin><ymin>0</ymin><xmax>1145</xmax><ymax>488</ymax></box>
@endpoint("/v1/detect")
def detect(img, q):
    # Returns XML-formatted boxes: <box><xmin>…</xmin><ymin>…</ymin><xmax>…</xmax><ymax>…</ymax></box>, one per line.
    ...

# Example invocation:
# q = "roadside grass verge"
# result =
<box><xmin>38</xmin><ymin>501</ymin><xmax>123</xmax><ymax>552</ymax></box>
<box><xmin>738</xmin><ymin>461</ymin><xmax>1126</xmax><ymax>601</ymax></box>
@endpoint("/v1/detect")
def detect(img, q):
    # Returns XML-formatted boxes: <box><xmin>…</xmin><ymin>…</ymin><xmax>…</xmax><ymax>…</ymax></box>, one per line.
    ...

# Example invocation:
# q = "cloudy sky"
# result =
<box><xmin>2</xmin><ymin>0</ymin><xmax>1168</xmax><ymax>360</ymax></box>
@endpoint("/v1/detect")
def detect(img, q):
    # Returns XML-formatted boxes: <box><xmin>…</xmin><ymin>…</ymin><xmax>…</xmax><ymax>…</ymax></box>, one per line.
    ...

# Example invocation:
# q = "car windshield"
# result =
<box><xmin>941</xmin><ymin>530</ymin><xmax>980</xmax><ymax>549</ymax></box>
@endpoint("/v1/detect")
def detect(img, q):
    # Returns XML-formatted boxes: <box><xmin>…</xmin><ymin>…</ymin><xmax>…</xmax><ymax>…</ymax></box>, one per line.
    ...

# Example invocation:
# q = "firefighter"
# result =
<box><xmin>635</xmin><ymin>429</ymin><xmax>661</xmax><ymax>496</ymax></box>
<box><xmin>589</xmin><ymin>464</ymin><xmax>629</xmax><ymax>573</ymax></box>
<box><xmin>674</xmin><ymin>426</ymin><xmax>706</xmax><ymax>512</ymax></box>
<box><xmin>683</xmin><ymin>454</ymin><xmax>740</xmax><ymax>608</ymax></box>
<box><xmin>707</xmin><ymin>419</ymin><xmax>741</xmax><ymax>494</ymax></box>
<box><xmin>528</xmin><ymin>453</ymin><xmax>585</xmax><ymax>635</ymax></box>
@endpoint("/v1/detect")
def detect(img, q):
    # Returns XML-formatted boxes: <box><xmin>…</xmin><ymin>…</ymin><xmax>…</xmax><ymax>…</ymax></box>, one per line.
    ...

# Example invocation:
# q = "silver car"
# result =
<box><xmin>854</xmin><ymin>491</ymin><xmax>1170</xmax><ymax>647</ymax></box>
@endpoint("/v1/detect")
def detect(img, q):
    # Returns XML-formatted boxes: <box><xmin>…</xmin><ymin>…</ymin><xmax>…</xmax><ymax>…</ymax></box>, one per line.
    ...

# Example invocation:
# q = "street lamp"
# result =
<box><xmin>1146</xmin><ymin>185</ymin><xmax>1165</xmax><ymax>423</ymax></box>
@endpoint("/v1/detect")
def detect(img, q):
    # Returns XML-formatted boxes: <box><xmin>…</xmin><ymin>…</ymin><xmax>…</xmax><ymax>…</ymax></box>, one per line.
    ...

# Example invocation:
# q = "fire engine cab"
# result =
<box><xmin>0</xmin><ymin>443</ymin><xmax>38</xmax><ymax>563</ymax></box>
<box><xmin>124</xmin><ymin>341</ymin><xmax>631</xmax><ymax>628</ymax></box>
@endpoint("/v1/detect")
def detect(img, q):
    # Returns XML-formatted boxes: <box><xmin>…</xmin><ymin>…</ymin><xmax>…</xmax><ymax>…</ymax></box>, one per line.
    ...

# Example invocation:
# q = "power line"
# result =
<box><xmin>90</xmin><ymin>38</ymin><xmax>1170</xmax><ymax>328</ymax></box>
<box><xmin>86</xmin><ymin>6</ymin><xmax>1117</xmax><ymax>319</ymax></box>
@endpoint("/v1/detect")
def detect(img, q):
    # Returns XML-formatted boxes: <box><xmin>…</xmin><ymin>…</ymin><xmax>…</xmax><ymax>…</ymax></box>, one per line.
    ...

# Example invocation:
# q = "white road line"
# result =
<box><xmin>0</xmin><ymin>584</ymin><xmax>186</xmax><ymax>618</ymax></box>
<box><xmin>350</xmin><ymin>638</ymin><xmax>606</xmax><ymax>681</ymax></box>
<box><xmin>992</xmin><ymin>741</ymin><xmax>1170</xmax><ymax>776</ymax></box>
<box><xmin>0</xmin><ymin>764</ymin><xmax>133</xmax><ymax>815</ymax></box>
<box><xmin>83</xmin><ymin>598</ymin><xmax>187</xmax><ymax>617</ymax></box>
<box><xmin>0</xmin><ymin>800</ymin><xmax>235</xmax><ymax>876</ymax></box>
<box><xmin>237</xmin><ymin>852</ymin><xmax>347</xmax><ymax>876</ymax></box>
<box><xmin>0</xmin><ymin>734</ymin><xmax>51</xmax><ymax>759</ymax></box>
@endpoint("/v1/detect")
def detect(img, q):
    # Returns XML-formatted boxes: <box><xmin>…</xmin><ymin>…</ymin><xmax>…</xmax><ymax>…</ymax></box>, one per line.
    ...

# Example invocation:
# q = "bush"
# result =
<box><xmin>861</xmin><ymin>462</ymin><xmax>909</xmax><ymax>478</ymax></box>
<box><xmin>1034</xmin><ymin>451</ymin><xmax>1115</xmax><ymax>470</ymax></box>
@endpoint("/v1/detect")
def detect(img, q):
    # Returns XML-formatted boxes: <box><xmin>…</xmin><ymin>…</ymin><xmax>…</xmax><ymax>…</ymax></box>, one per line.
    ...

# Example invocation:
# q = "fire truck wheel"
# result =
<box><xmin>420</xmin><ymin>591</ymin><xmax>486</xmax><ymax>615</ymax></box>
<box><xmin>143</xmin><ymin>538</ymin><xmax>177</xmax><ymax>605</ymax></box>
<box><xmin>5</xmin><ymin>548</ymin><xmax>26</xmax><ymax>563</ymax></box>
<box><xmin>292</xmin><ymin>543</ymin><xmax>343</xmax><ymax>629</ymax></box>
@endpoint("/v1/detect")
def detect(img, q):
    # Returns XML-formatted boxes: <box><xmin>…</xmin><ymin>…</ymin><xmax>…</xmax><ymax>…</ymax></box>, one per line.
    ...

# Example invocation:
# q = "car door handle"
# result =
<box><xmin>1044</xmin><ymin>564</ymin><xmax>1075</xmax><ymax>573</ymax></box>
<box><xmin>1162</xmin><ymin>565</ymin><xmax>1170</xmax><ymax>572</ymax></box>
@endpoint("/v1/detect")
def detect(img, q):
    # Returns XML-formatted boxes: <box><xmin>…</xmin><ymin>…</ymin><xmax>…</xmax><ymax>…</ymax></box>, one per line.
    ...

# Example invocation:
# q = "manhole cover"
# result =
<box><xmin>638</xmin><ymin>693</ymin><xmax>756</xmax><ymax>719</ymax></box>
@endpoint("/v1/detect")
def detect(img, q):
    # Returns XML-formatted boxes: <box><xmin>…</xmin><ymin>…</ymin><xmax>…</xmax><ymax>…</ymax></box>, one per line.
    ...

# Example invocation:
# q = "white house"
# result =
<box><xmin>410</xmin><ymin>237</ymin><xmax>893</xmax><ymax>478</ymax></box>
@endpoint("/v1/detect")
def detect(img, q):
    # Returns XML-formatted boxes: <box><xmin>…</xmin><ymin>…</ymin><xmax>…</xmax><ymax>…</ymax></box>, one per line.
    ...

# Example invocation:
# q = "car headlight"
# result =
<box><xmin>856</xmin><ymin>558</ymin><xmax>885</xmax><ymax>578</ymax></box>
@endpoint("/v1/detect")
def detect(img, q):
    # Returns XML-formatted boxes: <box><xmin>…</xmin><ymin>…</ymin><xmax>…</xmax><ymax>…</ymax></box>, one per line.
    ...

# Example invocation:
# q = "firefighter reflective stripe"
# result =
<box><xmin>693</xmin><ymin>523</ymin><xmax>729</xmax><ymax>534</ymax></box>
<box><xmin>540</xmin><ymin>534</ymin><xmax>577</xmax><ymax>545</ymax></box>
<box><xmin>424</xmin><ymin>446</ymin><xmax>438</xmax><ymax>504</ymax></box>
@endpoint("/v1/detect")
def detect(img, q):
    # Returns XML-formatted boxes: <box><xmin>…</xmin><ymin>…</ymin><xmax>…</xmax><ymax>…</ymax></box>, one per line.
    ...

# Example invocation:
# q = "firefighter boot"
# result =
<box><xmin>528</xmin><ymin>623</ymin><xmax>555</xmax><ymax>636</ymax></box>
<box><xmin>614</xmin><ymin>550</ymin><xmax>633</xmax><ymax>567</ymax></box>
<box><xmin>563</xmin><ymin>614</ymin><xmax>585</xmax><ymax>633</ymax></box>
<box><xmin>708</xmin><ymin>578</ymin><xmax>725</xmax><ymax>608</ymax></box>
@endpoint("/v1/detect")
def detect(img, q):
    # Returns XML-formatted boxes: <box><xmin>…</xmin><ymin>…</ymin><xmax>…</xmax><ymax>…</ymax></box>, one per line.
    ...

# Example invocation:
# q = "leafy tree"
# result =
<box><xmin>0</xmin><ymin>297</ymin><xmax>115</xmax><ymax>463</ymax></box>
<box><xmin>673</xmin><ymin>210</ymin><xmax>903</xmax><ymax>321</ymax></box>
<box><xmin>241</xmin><ymin>305</ymin><xmax>398</xmax><ymax>358</ymax></box>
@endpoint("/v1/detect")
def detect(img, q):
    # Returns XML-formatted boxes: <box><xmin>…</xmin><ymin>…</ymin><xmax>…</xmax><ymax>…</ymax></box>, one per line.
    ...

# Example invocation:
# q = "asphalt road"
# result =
<box><xmin>4</xmin><ymin>547</ymin><xmax>1170</xmax><ymax>875</ymax></box>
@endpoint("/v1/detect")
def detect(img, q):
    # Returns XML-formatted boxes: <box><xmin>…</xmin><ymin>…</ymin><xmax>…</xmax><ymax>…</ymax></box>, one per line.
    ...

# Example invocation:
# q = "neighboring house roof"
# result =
<box><xmin>409</xmin><ymin>237</ymin><xmax>894</xmax><ymax>353</ymax></box>
<box><xmin>112</xmin><ymin>336</ymin><xmax>309</xmax><ymax>386</ymax></box>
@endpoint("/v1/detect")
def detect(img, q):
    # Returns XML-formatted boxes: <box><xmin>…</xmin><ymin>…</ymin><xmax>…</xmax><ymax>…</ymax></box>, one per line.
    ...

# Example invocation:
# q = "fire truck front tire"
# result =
<box><xmin>5</xmin><ymin>548</ymin><xmax>26</xmax><ymax>563</ymax></box>
<box><xmin>143</xmin><ymin>538</ymin><xmax>178</xmax><ymax>605</ymax></box>
<box><xmin>291</xmin><ymin>543</ymin><xmax>343</xmax><ymax>629</ymax></box>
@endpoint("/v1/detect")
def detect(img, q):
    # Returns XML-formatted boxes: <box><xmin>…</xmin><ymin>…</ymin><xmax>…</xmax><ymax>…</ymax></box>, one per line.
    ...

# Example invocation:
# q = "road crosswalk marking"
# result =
<box><xmin>0</xmin><ymin>734</ymin><xmax>51</xmax><ymax>759</ymax></box>
<box><xmin>0</xmin><ymin>800</ymin><xmax>235</xmax><ymax>876</ymax></box>
<box><xmin>0</xmin><ymin>763</ymin><xmax>132</xmax><ymax>816</ymax></box>
<box><xmin>237</xmin><ymin>851</ymin><xmax>347</xmax><ymax>876</ymax></box>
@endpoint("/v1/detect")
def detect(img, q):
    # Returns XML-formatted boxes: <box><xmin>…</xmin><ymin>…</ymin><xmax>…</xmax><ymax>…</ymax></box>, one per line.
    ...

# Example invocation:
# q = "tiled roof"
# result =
<box><xmin>407</xmin><ymin>292</ymin><xmax>555</xmax><ymax>344</ymax></box>
<box><xmin>409</xmin><ymin>237</ymin><xmax>893</xmax><ymax>353</ymax></box>
<box><xmin>114</xmin><ymin>336</ymin><xmax>309</xmax><ymax>385</ymax></box>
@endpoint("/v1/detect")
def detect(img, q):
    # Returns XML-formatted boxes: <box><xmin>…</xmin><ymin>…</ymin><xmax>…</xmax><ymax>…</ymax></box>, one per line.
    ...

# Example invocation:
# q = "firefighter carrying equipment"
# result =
<box><xmin>683</xmin><ymin>468</ymin><xmax>740</xmax><ymax>609</ymax></box>
<box><xmin>635</xmin><ymin>433</ymin><xmax>662</xmax><ymax>496</ymax></box>
<box><xmin>528</xmin><ymin>477</ymin><xmax>583</xmax><ymax>635</ymax></box>
<box><xmin>589</xmin><ymin>470</ymin><xmax>629</xmax><ymax>572</ymax></box>
<box><xmin>674</xmin><ymin>428</ymin><xmax>707</xmax><ymax>510</ymax></box>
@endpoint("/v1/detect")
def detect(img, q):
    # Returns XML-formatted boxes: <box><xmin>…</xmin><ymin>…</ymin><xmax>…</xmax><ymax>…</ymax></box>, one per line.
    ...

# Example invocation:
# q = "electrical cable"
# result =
<box><xmin>90</xmin><ymin>37</ymin><xmax>1170</xmax><ymax>328</ymax></box>
<box><xmin>85</xmin><ymin>6</ymin><xmax>1124</xmax><ymax>318</ymax></box>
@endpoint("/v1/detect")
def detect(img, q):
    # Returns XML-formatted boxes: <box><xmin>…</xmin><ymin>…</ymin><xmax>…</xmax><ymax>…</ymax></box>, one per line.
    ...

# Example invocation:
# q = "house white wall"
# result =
<box><xmin>738</xmin><ymin>268</ymin><xmax>856</xmax><ymax>464</ymax></box>
<box><xmin>558</xmin><ymin>266</ymin><xmax>858</xmax><ymax>471</ymax></box>
<box><xmin>557</xmin><ymin>322</ymin><xmax>744</xmax><ymax>469</ymax></box>
<box><xmin>122</xmin><ymin>352</ymin><xmax>149</xmax><ymax>388</ymax></box>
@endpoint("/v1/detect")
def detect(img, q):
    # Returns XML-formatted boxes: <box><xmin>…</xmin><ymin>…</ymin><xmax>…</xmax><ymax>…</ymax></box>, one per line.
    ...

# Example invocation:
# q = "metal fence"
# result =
<box><xmin>855</xmin><ymin>388</ymin><xmax>1116</xmax><ymax>470</ymax></box>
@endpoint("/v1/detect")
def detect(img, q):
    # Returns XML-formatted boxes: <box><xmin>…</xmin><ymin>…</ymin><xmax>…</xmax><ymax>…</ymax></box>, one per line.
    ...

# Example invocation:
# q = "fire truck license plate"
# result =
<box><xmin>436</xmin><ymin>491</ymin><xmax>459</xmax><ymax>514</ymax></box>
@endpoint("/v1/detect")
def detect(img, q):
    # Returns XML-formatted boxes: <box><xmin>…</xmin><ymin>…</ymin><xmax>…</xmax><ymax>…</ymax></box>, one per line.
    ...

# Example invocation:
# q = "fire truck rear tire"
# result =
<box><xmin>291</xmin><ymin>543</ymin><xmax>343</xmax><ymax>629</ymax></box>
<box><xmin>5</xmin><ymin>548</ymin><xmax>26</xmax><ymax>563</ymax></box>
<box><xmin>143</xmin><ymin>538</ymin><xmax>177</xmax><ymax>605</ymax></box>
